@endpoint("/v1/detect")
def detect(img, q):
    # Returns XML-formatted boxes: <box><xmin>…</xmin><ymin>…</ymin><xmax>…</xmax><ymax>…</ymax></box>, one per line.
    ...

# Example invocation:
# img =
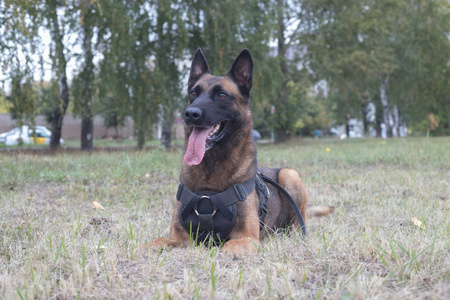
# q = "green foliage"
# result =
<box><xmin>1</xmin><ymin>0</ymin><xmax>449</xmax><ymax>144</ymax></box>
<box><xmin>95</xmin><ymin>0</ymin><xmax>158</xmax><ymax>149</ymax></box>
<box><xmin>277</xmin><ymin>80</ymin><xmax>307</xmax><ymax>136</ymax></box>
<box><xmin>153</xmin><ymin>0</ymin><xmax>189</xmax><ymax>148</ymax></box>
<box><xmin>0</xmin><ymin>87</ymin><xmax>9</xmax><ymax>113</ymax></box>
<box><xmin>302</xmin><ymin>0</ymin><xmax>450</xmax><ymax>134</ymax></box>
<box><xmin>35</xmin><ymin>80</ymin><xmax>59</xmax><ymax>124</ymax></box>
<box><xmin>7</xmin><ymin>70</ymin><xmax>37</xmax><ymax>125</ymax></box>
<box><xmin>184</xmin><ymin>0</ymin><xmax>278</xmax><ymax>137</ymax></box>
<box><xmin>1</xmin><ymin>0</ymin><xmax>42</xmax><ymax>125</ymax></box>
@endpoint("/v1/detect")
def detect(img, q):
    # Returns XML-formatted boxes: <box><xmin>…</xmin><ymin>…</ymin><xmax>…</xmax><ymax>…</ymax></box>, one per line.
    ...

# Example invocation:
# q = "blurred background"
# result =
<box><xmin>0</xmin><ymin>0</ymin><xmax>448</xmax><ymax>150</ymax></box>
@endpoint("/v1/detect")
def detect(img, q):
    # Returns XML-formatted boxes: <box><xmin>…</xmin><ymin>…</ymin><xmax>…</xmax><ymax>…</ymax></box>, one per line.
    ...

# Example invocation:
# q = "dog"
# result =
<box><xmin>148</xmin><ymin>49</ymin><xmax>334</xmax><ymax>257</ymax></box>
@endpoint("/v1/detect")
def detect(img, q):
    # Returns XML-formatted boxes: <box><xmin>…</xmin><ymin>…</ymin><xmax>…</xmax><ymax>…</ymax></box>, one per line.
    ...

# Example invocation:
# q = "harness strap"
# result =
<box><xmin>177</xmin><ymin>175</ymin><xmax>256</xmax><ymax>222</ymax></box>
<box><xmin>258</xmin><ymin>172</ymin><xmax>307</xmax><ymax>237</ymax></box>
<box><xmin>255</xmin><ymin>174</ymin><xmax>269</xmax><ymax>230</ymax></box>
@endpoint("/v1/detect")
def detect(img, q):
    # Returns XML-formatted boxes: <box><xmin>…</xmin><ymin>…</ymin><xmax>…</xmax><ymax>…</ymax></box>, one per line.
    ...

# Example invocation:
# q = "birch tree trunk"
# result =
<box><xmin>392</xmin><ymin>105</ymin><xmax>399</xmax><ymax>137</ymax></box>
<box><xmin>379</xmin><ymin>74</ymin><xmax>393</xmax><ymax>138</ymax></box>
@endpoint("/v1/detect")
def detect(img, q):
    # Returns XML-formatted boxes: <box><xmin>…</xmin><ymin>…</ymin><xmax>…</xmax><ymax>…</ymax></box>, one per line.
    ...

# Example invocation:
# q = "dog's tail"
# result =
<box><xmin>307</xmin><ymin>205</ymin><xmax>335</xmax><ymax>217</ymax></box>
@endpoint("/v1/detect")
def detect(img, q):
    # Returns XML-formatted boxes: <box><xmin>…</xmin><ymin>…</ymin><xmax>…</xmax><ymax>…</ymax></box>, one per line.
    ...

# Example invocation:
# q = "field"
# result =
<box><xmin>0</xmin><ymin>137</ymin><xmax>449</xmax><ymax>299</ymax></box>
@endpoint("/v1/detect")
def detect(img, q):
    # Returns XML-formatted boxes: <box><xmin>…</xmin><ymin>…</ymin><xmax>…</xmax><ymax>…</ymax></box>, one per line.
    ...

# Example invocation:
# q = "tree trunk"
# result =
<box><xmin>275</xmin><ymin>0</ymin><xmax>289</xmax><ymax>143</ymax></box>
<box><xmin>392</xmin><ymin>105</ymin><xmax>399</xmax><ymax>137</ymax></box>
<box><xmin>49</xmin><ymin>2</ymin><xmax>69</xmax><ymax>151</ymax></box>
<box><xmin>376</xmin><ymin>120</ymin><xmax>382</xmax><ymax>137</ymax></box>
<box><xmin>137</xmin><ymin>127</ymin><xmax>145</xmax><ymax>150</ymax></box>
<box><xmin>161</xmin><ymin>121</ymin><xmax>172</xmax><ymax>150</ymax></box>
<box><xmin>50</xmin><ymin>69</ymin><xmax>69</xmax><ymax>150</ymax></box>
<box><xmin>387</xmin><ymin>113</ymin><xmax>393</xmax><ymax>138</ymax></box>
<box><xmin>81</xmin><ymin>117</ymin><xmax>93</xmax><ymax>149</ymax></box>
<box><xmin>135</xmin><ymin>109</ymin><xmax>146</xmax><ymax>150</ymax></box>
<box><xmin>379</xmin><ymin>74</ymin><xmax>392</xmax><ymax>138</ymax></box>
<box><xmin>80</xmin><ymin>0</ymin><xmax>94</xmax><ymax>151</ymax></box>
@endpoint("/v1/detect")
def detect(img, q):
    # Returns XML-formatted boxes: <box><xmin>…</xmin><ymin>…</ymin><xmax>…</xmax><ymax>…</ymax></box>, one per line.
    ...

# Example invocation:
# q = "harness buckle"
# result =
<box><xmin>233</xmin><ymin>184</ymin><xmax>247</xmax><ymax>201</ymax></box>
<box><xmin>194</xmin><ymin>195</ymin><xmax>217</xmax><ymax>216</ymax></box>
<box><xmin>261</xmin><ymin>183</ymin><xmax>270</xmax><ymax>198</ymax></box>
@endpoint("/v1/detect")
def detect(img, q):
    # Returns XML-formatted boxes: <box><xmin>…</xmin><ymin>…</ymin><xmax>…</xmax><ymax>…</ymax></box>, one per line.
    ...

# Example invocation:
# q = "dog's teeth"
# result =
<box><xmin>207</xmin><ymin>123</ymin><xmax>221</xmax><ymax>139</ymax></box>
<box><xmin>213</xmin><ymin>124</ymin><xmax>220</xmax><ymax>133</ymax></box>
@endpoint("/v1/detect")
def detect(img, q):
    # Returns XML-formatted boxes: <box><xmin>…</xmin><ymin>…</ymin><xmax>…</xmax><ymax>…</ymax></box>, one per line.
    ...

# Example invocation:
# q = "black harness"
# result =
<box><xmin>177</xmin><ymin>172</ymin><xmax>306</xmax><ymax>243</ymax></box>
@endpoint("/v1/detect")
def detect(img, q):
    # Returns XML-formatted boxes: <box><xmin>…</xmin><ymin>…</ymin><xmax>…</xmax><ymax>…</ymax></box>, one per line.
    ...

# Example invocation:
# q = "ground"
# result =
<box><xmin>0</xmin><ymin>137</ymin><xmax>449</xmax><ymax>299</ymax></box>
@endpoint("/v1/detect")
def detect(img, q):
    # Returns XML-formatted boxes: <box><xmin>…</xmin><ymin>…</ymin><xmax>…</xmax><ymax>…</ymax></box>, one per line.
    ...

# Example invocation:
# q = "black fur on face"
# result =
<box><xmin>184</xmin><ymin>49</ymin><xmax>254</xmax><ymax>161</ymax></box>
<box><xmin>185</xmin><ymin>77</ymin><xmax>246</xmax><ymax>153</ymax></box>
<box><xmin>184</xmin><ymin>49</ymin><xmax>253</xmax><ymax>164</ymax></box>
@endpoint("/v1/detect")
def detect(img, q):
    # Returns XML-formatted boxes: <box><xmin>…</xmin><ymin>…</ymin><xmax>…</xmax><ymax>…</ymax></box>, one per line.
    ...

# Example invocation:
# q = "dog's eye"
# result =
<box><xmin>190</xmin><ymin>90</ymin><xmax>197</xmax><ymax>97</ymax></box>
<box><xmin>218</xmin><ymin>92</ymin><xmax>227</xmax><ymax>99</ymax></box>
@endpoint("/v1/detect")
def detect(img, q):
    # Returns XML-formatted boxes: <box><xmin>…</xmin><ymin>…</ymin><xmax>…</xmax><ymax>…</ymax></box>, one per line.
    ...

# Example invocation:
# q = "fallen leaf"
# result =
<box><xmin>92</xmin><ymin>201</ymin><xmax>105</xmax><ymax>210</ymax></box>
<box><xmin>411</xmin><ymin>216</ymin><xmax>425</xmax><ymax>229</ymax></box>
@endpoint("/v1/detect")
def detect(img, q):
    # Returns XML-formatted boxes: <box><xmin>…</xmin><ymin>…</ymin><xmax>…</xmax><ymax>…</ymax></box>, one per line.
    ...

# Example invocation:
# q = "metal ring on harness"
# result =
<box><xmin>263</xmin><ymin>182</ymin><xmax>270</xmax><ymax>198</ymax></box>
<box><xmin>194</xmin><ymin>195</ymin><xmax>217</xmax><ymax>216</ymax></box>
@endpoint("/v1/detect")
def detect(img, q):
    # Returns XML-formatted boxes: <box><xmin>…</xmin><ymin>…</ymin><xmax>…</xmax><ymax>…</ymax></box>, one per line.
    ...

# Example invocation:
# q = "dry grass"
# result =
<box><xmin>0</xmin><ymin>137</ymin><xmax>449</xmax><ymax>299</ymax></box>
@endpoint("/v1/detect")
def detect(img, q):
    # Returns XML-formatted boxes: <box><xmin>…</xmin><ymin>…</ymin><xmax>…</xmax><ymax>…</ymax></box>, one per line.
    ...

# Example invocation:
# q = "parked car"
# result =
<box><xmin>0</xmin><ymin>125</ymin><xmax>64</xmax><ymax>146</ymax></box>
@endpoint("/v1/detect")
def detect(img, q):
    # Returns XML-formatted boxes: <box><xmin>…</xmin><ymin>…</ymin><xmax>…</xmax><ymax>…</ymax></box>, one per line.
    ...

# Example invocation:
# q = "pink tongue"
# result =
<box><xmin>184</xmin><ymin>126</ymin><xmax>214</xmax><ymax>166</ymax></box>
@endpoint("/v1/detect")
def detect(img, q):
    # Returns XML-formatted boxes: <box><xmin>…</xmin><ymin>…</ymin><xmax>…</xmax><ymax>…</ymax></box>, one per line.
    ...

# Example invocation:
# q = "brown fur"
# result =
<box><xmin>142</xmin><ymin>49</ymin><xmax>333</xmax><ymax>258</ymax></box>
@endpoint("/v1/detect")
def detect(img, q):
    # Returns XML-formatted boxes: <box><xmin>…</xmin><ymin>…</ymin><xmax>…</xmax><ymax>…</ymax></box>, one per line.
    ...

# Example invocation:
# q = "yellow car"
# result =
<box><xmin>0</xmin><ymin>125</ymin><xmax>64</xmax><ymax>146</ymax></box>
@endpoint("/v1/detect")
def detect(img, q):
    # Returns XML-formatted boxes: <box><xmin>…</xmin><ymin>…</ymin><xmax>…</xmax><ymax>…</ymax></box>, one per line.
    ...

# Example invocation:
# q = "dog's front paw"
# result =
<box><xmin>149</xmin><ymin>237</ymin><xmax>171</xmax><ymax>250</ymax></box>
<box><xmin>134</xmin><ymin>237</ymin><xmax>170</xmax><ymax>258</ymax></box>
<box><xmin>222</xmin><ymin>238</ymin><xmax>260</xmax><ymax>258</ymax></box>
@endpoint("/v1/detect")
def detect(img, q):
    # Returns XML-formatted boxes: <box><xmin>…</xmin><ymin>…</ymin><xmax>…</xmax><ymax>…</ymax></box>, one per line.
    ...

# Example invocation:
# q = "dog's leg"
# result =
<box><xmin>222</xmin><ymin>193</ymin><xmax>261</xmax><ymax>258</ymax></box>
<box><xmin>152</xmin><ymin>201</ymin><xmax>191</xmax><ymax>248</ymax></box>
<box><xmin>149</xmin><ymin>219</ymin><xmax>190</xmax><ymax>250</ymax></box>
<box><xmin>278</xmin><ymin>168</ymin><xmax>308</xmax><ymax>229</ymax></box>
<box><xmin>136</xmin><ymin>202</ymin><xmax>190</xmax><ymax>257</ymax></box>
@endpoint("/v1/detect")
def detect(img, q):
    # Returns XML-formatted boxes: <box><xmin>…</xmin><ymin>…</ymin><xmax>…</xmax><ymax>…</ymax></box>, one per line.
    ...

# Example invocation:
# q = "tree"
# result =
<box><xmin>263</xmin><ymin>0</ymin><xmax>321</xmax><ymax>142</ymax></box>
<box><xmin>389</xmin><ymin>0</ymin><xmax>450</xmax><ymax>135</ymax></box>
<box><xmin>153</xmin><ymin>0</ymin><xmax>187</xmax><ymax>150</ymax></box>
<box><xmin>7</xmin><ymin>70</ymin><xmax>37</xmax><ymax>126</ymax></box>
<box><xmin>95</xmin><ymin>0</ymin><xmax>157</xmax><ymax>149</ymax></box>
<box><xmin>79</xmin><ymin>0</ymin><xmax>95</xmax><ymax>151</ymax></box>
<box><xmin>45</xmin><ymin>0</ymin><xmax>70</xmax><ymax>150</ymax></box>
<box><xmin>274</xmin><ymin>0</ymin><xmax>290</xmax><ymax>142</ymax></box>
<box><xmin>185</xmin><ymin>0</ymin><xmax>277</xmax><ymax>137</ymax></box>
<box><xmin>1</xmin><ymin>0</ymin><xmax>72</xmax><ymax>148</ymax></box>
<box><xmin>0</xmin><ymin>0</ymin><xmax>41</xmax><ymax>128</ymax></box>
<box><xmin>302</xmin><ymin>0</ymin><xmax>450</xmax><ymax>137</ymax></box>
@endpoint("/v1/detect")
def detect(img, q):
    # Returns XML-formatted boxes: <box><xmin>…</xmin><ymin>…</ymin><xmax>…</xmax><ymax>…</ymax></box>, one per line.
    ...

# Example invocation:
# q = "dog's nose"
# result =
<box><xmin>184</xmin><ymin>107</ymin><xmax>202</xmax><ymax>124</ymax></box>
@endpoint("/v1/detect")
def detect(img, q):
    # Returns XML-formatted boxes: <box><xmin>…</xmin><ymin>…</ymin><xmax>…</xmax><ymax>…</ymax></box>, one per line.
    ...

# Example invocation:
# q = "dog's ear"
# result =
<box><xmin>188</xmin><ymin>48</ymin><xmax>210</xmax><ymax>89</ymax></box>
<box><xmin>227</xmin><ymin>49</ymin><xmax>253</xmax><ymax>97</ymax></box>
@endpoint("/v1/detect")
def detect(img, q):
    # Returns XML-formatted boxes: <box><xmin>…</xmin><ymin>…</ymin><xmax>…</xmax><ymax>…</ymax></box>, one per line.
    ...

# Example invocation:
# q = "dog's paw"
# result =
<box><xmin>134</xmin><ymin>238</ymin><xmax>170</xmax><ymax>258</ymax></box>
<box><xmin>149</xmin><ymin>237</ymin><xmax>171</xmax><ymax>251</ymax></box>
<box><xmin>222</xmin><ymin>238</ymin><xmax>260</xmax><ymax>258</ymax></box>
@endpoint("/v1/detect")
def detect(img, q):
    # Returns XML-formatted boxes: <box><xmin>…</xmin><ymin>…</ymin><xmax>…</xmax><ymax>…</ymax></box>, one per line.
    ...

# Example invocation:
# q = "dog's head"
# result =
<box><xmin>183</xmin><ymin>49</ymin><xmax>254</xmax><ymax>166</ymax></box>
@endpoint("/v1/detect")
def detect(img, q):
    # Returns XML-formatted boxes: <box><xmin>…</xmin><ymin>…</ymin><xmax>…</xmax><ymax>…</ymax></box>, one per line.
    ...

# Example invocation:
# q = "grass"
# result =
<box><xmin>0</xmin><ymin>137</ymin><xmax>449</xmax><ymax>299</ymax></box>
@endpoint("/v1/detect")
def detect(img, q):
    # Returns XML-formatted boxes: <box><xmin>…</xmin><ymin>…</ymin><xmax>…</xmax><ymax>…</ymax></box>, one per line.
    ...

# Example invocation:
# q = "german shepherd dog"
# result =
<box><xmin>148</xmin><ymin>49</ymin><xmax>334</xmax><ymax>257</ymax></box>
